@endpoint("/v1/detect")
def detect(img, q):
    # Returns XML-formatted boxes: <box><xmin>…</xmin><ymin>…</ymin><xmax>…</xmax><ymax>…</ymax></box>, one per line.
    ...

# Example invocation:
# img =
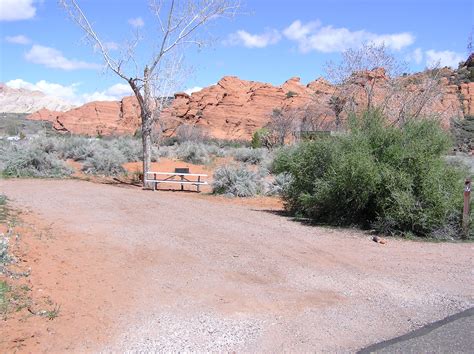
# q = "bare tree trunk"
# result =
<box><xmin>141</xmin><ymin>110</ymin><xmax>153</xmax><ymax>188</ymax></box>
<box><xmin>141</xmin><ymin>65</ymin><xmax>153</xmax><ymax>188</ymax></box>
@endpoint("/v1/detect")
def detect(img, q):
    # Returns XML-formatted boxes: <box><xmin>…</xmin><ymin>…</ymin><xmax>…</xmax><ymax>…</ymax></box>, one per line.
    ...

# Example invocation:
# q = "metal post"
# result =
<box><xmin>463</xmin><ymin>178</ymin><xmax>471</xmax><ymax>238</ymax></box>
<box><xmin>180</xmin><ymin>174</ymin><xmax>184</xmax><ymax>191</ymax></box>
<box><xmin>197</xmin><ymin>175</ymin><xmax>201</xmax><ymax>192</ymax></box>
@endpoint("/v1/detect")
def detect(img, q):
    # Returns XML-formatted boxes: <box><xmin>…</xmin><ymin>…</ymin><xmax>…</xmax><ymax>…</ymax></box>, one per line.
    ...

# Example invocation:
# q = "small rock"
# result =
<box><xmin>372</xmin><ymin>236</ymin><xmax>387</xmax><ymax>244</ymax></box>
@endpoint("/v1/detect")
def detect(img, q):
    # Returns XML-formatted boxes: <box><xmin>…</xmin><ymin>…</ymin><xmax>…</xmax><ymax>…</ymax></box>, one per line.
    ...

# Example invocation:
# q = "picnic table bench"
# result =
<box><xmin>145</xmin><ymin>168</ymin><xmax>208</xmax><ymax>192</ymax></box>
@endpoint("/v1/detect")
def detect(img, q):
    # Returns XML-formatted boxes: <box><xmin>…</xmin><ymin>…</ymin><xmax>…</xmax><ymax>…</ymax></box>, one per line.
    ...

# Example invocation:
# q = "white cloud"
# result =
<box><xmin>6</xmin><ymin>79</ymin><xmax>79</xmax><ymax>102</ymax></box>
<box><xmin>425</xmin><ymin>49</ymin><xmax>464</xmax><ymax>68</ymax></box>
<box><xmin>406</xmin><ymin>47</ymin><xmax>423</xmax><ymax>64</ymax></box>
<box><xmin>283</xmin><ymin>20</ymin><xmax>321</xmax><ymax>41</ymax></box>
<box><xmin>370</xmin><ymin>33</ymin><xmax>414</xmax><ymax>51</ymax></box>
<box><xmin>5</xmin><ymin>34</ymin><xmax>31</xmax><ymax>45</ymax></box>
<box><xmin>82</xmin><ymin>83</ymin><xmax>133</xmax><ymax>102</ymax></box>
<box><xmin>105</xmin><ymin>83</ymin><xmax>132</xmax><ymax>96</ymax></box>
<box><xmin>184</xmin><ymin>86</ymin><xmax>203</xmax><ymax>95</ymax></box>
<box><xmin>5</xmin><ymin>79</ymin><xmax>133</xmax><ymax>105</ymax></box>
<box><xmin>128</xmin><ymin>17</ymin><xmax>144</xmax><ymax>28</ymax></box>
<box><xmin>0</xmin><ymin>0</ymin><xmax>36</xmax><ymax>21</ymax></box>
<box><xmin>225</xmin><ymin>28</ymin><xmax>281</xmax><ymax>48</ymax></box>
<box><xmin>25</xmin><ymin>44</ymin><xmax>101</xmax><ymax>71</ymax></box>
<box><xmin>283</xmin><ymin>20</ymin><xmax>414</xmax><ymax>53</ymax></box>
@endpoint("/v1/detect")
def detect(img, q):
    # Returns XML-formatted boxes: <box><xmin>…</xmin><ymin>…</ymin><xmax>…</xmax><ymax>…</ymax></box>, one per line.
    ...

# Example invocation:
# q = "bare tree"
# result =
<box><xmin>59</xmin><ymin>0</ymin><xmax>239</xmax><ymax>187</ymax></box>
<box><xmin>386</xmin><ymin>68</ymin><xmax>446</xmax><ymax>126</ymax></box>
<box><xmin>328</xmin><ymin>95</ymin><xmax>345</xmax><ymax>130</ymax></box>
<box><xmin>325</xmin><ymin>43</ymin><xmax>450</xmax><ymax>127</ymax></box>
<box><xmin>326</xmin><ymin>43</ymin><xmax>405</xmax><ymax>112</ymax></box>
<box><xmin>265</xmin><ymin>108</ymin><xmax>299</xmax><ymax>147</ymax></box>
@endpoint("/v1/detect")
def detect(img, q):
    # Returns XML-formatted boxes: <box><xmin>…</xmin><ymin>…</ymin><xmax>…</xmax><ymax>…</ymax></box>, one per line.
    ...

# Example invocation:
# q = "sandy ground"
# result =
<box><xmin>0</xmin><ymin>179</ymin><xmax>472</xmax><ymax>352</ymax></box>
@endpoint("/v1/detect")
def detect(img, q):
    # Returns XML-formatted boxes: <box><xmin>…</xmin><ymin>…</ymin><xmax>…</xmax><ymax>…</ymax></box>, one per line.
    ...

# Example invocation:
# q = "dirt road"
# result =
<box><xmin>0</xmin><ymin>179</ymin><xmax>472</xmax><ymax>352</ymax></box>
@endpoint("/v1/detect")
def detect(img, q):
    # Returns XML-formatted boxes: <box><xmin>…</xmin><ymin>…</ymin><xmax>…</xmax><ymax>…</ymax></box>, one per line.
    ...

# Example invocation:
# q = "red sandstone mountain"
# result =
<box><xmin>27</xmin><ymin>69</ymin><xmax>474</xmax><ymax>139</ymax></box>
<box><xmin>28</xmin><ymin>96</ymin><xmax>141</xmax><ymax>136</ymax></box>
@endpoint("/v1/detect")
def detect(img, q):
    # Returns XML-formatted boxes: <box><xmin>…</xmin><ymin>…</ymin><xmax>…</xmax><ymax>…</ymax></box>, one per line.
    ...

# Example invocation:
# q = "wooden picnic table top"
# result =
<box><xmin>146</xmin><ymin>171</ymin><xmax>208</xmax><ymax>177</ymax></box>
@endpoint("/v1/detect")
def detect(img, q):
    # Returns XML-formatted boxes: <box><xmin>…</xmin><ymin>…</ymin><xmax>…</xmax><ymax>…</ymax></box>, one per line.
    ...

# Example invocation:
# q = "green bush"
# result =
<box><xmin>251</xmin><ymin>128</ymin><xmax>270</xmax><ymax>149</ymax></box>
<box><xmin>212</xmin><ymin>164</ymin><xmax>262</xmax><ymax>197</ymax></box>
<box><xmin>274</xmin><ymin>110</ymin><xmax>467</xmax><ymax>238</ymax></box>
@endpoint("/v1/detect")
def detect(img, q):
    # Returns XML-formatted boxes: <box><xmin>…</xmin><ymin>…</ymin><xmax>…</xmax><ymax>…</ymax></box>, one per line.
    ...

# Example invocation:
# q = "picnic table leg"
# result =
<box><xmin>180</xmin><ymin>174</ymin><xmax>184</xmax><ymax>191</ymax></box>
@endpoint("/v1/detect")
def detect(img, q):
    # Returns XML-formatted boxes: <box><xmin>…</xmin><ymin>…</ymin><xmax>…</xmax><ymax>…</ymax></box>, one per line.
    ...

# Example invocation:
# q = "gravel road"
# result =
<box><xmin>0</xmin><ymin>179</ymin><xmax>472</xmax><ymax>352</ymax></box>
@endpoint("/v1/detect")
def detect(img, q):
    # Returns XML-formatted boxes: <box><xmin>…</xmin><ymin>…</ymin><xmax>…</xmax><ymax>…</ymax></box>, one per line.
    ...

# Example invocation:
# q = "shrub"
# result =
<box><xmin>176</xmin><ymin>141</ymin><xmax>210</xmax><ymax>164</ymax></box>
<box><xmin>1</xmin><ymin>142</ymin><xmax>73</xmax><ymax>178</ymax></box>
<box><xmin>0</xmin><ymin>236</ymin><xmax>10</xmax><ymax>265</ymax></box>
<box><xmin>59</xmin><ymin>136</ymin><xmax>96</xmax><ymax>161</ymax></box>
<box><xmin>0</xmin><ymin>194</ymin><xmax>7</xmax><ymax>223</ymax></box>
<box><xmin>158</xmin><ymin>145</ymin><xmax>177</xmax><ymax>159</ymax></box>
<box><xmin>175</xmin><ymin>125</ymin><xmax>208</xmax><ymax>143</ymax></box>
<box><xmin>265</xmin><ymin>172</ymin><xmax>293</xmax><ymax>196</ymax></box>
<box><xmin>232</xmin><ymin>147</ymin><xmax>266</xmax><ymax>164</ymax></box>
<box><xmin>274</xmin><ymin>110</ymin><xmax>467</xmax><ymax>238</ymax></box>
<box><xmin>204</xmin><ymin>144</ymin><xmax>226</xmax><ymax>157</ymax></box>
<box><xmin>451</xmin><ymin>115</ymin><xmax>474</xmax><ymax>153</ymax></box>
<box><xmin>251</xmin><ymin>128</ymin><xmax>270</xmax><ymax>148</ymax></box>
<box><xmin>271</xmin><ymin>144</ymin><xmax>298</xmax><ymax>174</ymax></box>
<box><xmin>208</xmin><ymin>138</ymin><xmax>250</xmax><ymax>148</ymax></box>
<box><xmin>110</xmin><ymin>137</ymin><xmax>143</xmax><ymax>162</ymax></box>
<box><xmin>82</xmin><ymin>145</ymin><xmax>126</xmax><ymax>176</ymax></box>
<box><xmin>5</xmin><ymin>120</ymin><xmax>20</xmax><ymax>136</ymax></box>
<box><xmin>212</xmin><ymin>164</ymin><xmax>262</xmax><ymax>197</ymax></box>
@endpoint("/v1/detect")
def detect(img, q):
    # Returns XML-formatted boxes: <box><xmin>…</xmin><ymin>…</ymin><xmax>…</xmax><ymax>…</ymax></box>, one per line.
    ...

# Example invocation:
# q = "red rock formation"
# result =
<box><xmin>28</xmin><ymin>96</ymin><xmax>141</xmax><ymax>136</ymax></box>
<box><xmin>160</xmin><ymin>75</ymin><xmax>322</xmax><ymax>139</ymax></box>
<box><xmin>27</xmin><ymin>69</ymin><xmax>474</xmax><ymax>139</ymax></box>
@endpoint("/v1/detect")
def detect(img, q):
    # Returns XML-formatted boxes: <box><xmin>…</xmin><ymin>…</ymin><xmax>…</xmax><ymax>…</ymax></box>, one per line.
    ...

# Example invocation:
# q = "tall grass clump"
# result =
<box><xmin>1</xmin><ymin>140</ymin><xmax>73</xmax><ymax>178</ymax></box>
<box><xmin>212</xmin><ymin>164</ymin><xmax>262</xmax><ymax>197</ymax></box>
<box><xmin>273</xmin><ymin>110</ymin><xmax>468</xmax><ymax>238</ymax></box>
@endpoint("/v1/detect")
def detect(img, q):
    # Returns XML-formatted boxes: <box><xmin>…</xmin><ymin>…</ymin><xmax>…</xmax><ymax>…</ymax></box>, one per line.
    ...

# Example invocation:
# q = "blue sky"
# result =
<box><xmin>0</xmin><ymin>0</ymin><xmax>472</xmax><ymax>104</ymax></box>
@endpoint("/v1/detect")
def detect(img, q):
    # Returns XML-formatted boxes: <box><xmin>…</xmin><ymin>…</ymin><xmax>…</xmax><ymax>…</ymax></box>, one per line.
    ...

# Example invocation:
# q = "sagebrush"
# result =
<box><xmin>212</xmin><ymin>164</ymin><xmax>262</xmax><ymax>197</ymax></box>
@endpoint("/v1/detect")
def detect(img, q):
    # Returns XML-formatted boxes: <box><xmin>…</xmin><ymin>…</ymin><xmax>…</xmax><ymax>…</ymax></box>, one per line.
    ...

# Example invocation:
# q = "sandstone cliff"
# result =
<box><xmin>28</xmin><ymin>96</ymin><xmax>141</xmax><ymax>136</ymax></box>
<box><xmin>27</xmin><ymin>69</ymin><xmax>474</xmax><ymax>139</ymax></box>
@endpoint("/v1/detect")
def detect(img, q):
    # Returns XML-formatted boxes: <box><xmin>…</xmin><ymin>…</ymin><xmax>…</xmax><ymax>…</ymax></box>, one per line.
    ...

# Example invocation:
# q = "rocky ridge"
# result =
<box><xmin>26</xmin><ymin>68</ymin><xmax>474</xmax><ymax>139</ymax></box>
<box><xmin>0</xmin><ymin>84</ymin><xmax>75</xmax><ymax>113</ymax></box>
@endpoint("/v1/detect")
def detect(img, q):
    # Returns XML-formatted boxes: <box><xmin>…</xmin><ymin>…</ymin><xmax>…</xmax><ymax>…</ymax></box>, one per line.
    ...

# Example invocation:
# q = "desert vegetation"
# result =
<box><xmin>0</xmin><ymin>115</ymin><xmax>471</xmax><ymax>239</ymax></box>
<box><xmin>0</xmin><ymin>135</ymin><xmax>153</xmax><ymax>178</ymax></box>
<box><xmin>273</xmin><ymin>110</ymin><xmax>472</xmax><ymax>239</ymax></box>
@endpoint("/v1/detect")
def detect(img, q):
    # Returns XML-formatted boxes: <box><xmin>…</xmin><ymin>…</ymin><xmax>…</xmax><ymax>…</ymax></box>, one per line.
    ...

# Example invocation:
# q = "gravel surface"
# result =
<box><xmin>0</xmin><ymin>179</ymin><xmax>472</xmax><ymax>352</ymax></box>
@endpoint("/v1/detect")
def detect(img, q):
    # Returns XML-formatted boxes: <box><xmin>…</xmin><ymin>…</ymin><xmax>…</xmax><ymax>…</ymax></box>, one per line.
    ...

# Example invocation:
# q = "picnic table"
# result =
<box><xmin>145</xmin><ymin>168</ymin><xmax>208</xmax><ymax>192</ymax></box>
